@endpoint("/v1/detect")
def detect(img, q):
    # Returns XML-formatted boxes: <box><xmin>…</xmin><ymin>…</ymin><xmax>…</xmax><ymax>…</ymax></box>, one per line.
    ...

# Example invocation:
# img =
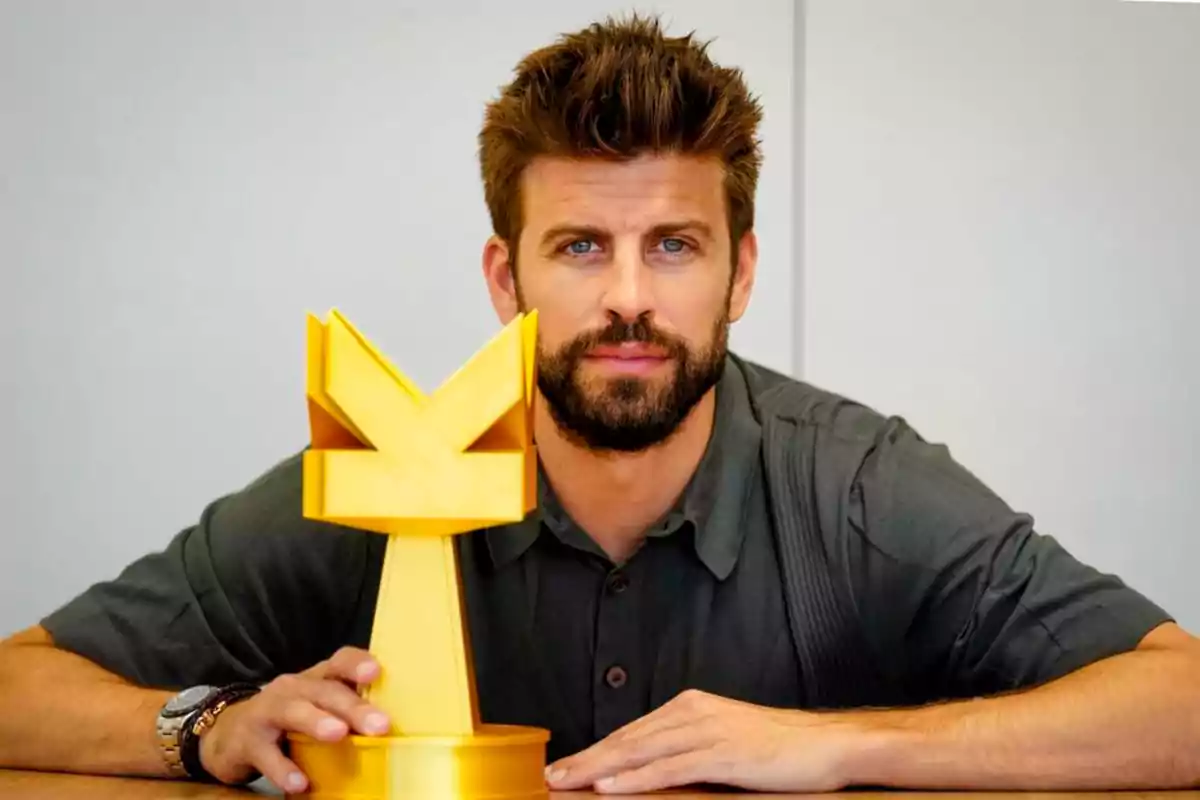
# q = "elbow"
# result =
<box><xmin>1</xmin><ymin>625</ymin><xmax>55</xmax><ymax>649</ymax></box>
<box><xmin>1136</xmin><ymin>623</ymin><xmax>1200</xmax><ymax>787</ymax></box>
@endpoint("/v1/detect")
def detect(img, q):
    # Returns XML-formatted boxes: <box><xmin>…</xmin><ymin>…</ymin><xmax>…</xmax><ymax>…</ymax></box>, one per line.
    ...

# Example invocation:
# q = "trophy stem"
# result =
<box><xmin>364</xmin><ymin>533</ymin><xmax>478</xmax><ymax>735</ymax></box>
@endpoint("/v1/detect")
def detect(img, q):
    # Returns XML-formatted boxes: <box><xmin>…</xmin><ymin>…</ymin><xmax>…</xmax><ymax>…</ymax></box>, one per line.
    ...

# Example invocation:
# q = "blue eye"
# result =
<box><xmin>567</xmin><ymin>239</ymin><xmax>597</xmax><ymax>254</ymax></box>
<box><xmin>657</xmin><ymin>237</ymin><xmax>695</xmax><ymax>256</ymax></box>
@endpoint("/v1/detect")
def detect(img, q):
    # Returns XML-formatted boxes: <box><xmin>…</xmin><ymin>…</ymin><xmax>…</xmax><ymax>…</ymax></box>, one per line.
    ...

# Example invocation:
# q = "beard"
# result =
<box><xmin>535</xmin><ymin>312</ymin><xmax>730</xmax><ymax>453</ymax></box>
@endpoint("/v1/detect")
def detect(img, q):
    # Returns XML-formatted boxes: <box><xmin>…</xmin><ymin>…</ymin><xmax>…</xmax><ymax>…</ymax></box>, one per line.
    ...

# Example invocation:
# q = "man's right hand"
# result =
<box><xmin>199</xmin><ymin>646</ymin><xmax>390</xmax><ymax>793</ymax></box>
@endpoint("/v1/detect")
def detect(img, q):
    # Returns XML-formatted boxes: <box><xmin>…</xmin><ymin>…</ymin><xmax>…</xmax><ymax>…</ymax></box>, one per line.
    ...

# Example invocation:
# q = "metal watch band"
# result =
<box><xmin>155</xmin><ymin>713</ymin><xmax>189</xmax><ymax>779</ymax></box>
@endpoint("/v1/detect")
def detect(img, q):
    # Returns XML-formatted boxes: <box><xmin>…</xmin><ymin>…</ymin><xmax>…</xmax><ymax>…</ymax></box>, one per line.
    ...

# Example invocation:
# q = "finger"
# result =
<box><xmin>295</xmin><ymin>675</ymin><xmax>390</xmax><ymax>735</ymax></box>
<box><xmin>273</xmin><ymin>696</ymin><xmax>350</xmax><ymax>742</ymax></box>
<box><xmin>547</xmin><ymin>690</ymin><xmax>717</xmax><ymax>782</ymax></box>
<box><xmin>246</xmin><ymin>738</ymin><xmax>309</xmax><ymax>795</ymax></box>
<box><xmin>586</xmin><ymin>689</ymin><xmax>711</xmax><ymax>749</ymax></box>
<box><xmin>548</xmin><ymin>722</ymin><xmax>687</xmax><ymax>787</ymax></box>
<box><xmin>593</xmin><ymin>749</ymin><xmax>715</xmax><ymax>795</ymax></box>
<box><xmin>546</xmin><ymin>722</ymin><xmax>710</xmax><ymax>790</ymax></box>
<box><xmin>322</xmin><ymin>647</ymin><xmax>381</xmax><ymax>685</ymax></box>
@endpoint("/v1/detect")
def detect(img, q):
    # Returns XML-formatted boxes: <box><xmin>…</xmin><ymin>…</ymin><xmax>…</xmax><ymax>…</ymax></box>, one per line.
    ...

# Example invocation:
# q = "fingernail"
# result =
<box><xmin>544</xmin><ymin>766</ymin><xmax>567</xmax><ymax>784</ymax></box>
<box><xmin>286</xmin><ymin>772</ymin><xmax>307</xmax><ymax>792</ymax></box>
<box><xmin>356</xmin><ymin>661</ymin><xmax>379</xmax><ymax>681</ymax></box>
<box><xmin>364</xmin><ymin>712</ymin><xmax>390</xmax><ymax>734</ymax></box>
<box><xmin>316</xmin><ymin>717</ymin><xmax>345</xmax><ymax>738</ymax></box>
<box><xmin>596</xmin><ymin>776</ymin><xmax>616</xmax><ymax>792</ymax></box>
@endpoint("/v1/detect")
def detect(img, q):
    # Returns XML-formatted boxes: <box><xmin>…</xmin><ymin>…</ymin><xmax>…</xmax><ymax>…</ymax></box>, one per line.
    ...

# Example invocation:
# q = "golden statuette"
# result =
<box><xmin>290</xmin><ymin>308</ymin><xmax>548</xmax><ymax>799</ymax></box>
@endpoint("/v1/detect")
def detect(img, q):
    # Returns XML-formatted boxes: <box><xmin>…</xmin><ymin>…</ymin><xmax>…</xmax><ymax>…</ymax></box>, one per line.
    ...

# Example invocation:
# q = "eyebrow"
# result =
<box><xmin>539</xmin><ymin>220</ymin><xmax>715</xmax><ymax>248</ymax></box>
<box><xmin>651</xmin><ymin>220</ymin><xmax>714</xmax><ymax>240</ymax></box>
<box><xmin>539</xmin><ymin>225</ymin><xmax>607</xmax><ymax>248</ymax></box>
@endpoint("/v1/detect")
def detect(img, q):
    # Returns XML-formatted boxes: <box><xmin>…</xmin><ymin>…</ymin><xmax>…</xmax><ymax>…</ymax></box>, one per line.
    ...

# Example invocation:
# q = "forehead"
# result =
<box><xmin>520</xmin><ymin>153</ymin><xmax>726</xmax><ymax>233</ymax></box>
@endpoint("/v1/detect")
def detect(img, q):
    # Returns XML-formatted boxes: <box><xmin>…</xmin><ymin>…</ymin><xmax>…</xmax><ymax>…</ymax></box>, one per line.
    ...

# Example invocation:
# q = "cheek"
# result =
<box><xmin>527</xmin><ymin>304</ymin><xmax>590</xmax><ymax>356</ymax></box>
<box><xmin>648</xmin><ymin>275</ymin><xmax>728</xmax><ymax>336</ymax></box>
<box><xmin>523</xmin><ymin>273</ymin><xmax>606</xmax><ymax>333</ymax></box>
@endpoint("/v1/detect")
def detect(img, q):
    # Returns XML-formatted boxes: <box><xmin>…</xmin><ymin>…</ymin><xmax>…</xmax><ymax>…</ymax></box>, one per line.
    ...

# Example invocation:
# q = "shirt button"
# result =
<box><xmin>606</xmin><ymin>571</ymin><xmax>630</xmax><ymax>594</ymax></box>
<box><xmin>604</xmin><ymin>665</ymin><xmax>628</xmax><ymax>689</ymax></box>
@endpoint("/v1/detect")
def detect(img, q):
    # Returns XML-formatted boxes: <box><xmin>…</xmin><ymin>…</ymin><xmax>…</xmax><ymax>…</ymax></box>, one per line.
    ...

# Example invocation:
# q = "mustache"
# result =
<box><xmin>569</xmin><ymin>315</ymin><xmax>683</xmax><ymax>352</ymax></box>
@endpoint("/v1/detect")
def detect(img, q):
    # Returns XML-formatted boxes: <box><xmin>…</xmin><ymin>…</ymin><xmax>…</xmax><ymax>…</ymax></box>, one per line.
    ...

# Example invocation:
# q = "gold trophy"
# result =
<box><xmin>288</xmin><ymin>309</ymin><xmax>549</xmax><ymax>799</ymax></box>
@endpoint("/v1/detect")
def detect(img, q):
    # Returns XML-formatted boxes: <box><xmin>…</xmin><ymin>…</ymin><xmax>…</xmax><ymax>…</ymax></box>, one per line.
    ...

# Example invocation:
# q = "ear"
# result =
<box><xmin>728</xmin><ymin>229</ymin><xmax>758</xmax><ymax>323</ymax></box>
<box><xmin>482</xmin><ymin>235</ymin><xmax>521</xmax><ymax>324</ymax></box>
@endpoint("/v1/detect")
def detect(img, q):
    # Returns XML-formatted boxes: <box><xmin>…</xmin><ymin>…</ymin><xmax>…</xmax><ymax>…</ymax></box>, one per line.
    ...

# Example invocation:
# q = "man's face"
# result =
<box><xmin>484</xmin><ymin>152</ymin><xmax>756</xmax><ymax>452</ymax></box>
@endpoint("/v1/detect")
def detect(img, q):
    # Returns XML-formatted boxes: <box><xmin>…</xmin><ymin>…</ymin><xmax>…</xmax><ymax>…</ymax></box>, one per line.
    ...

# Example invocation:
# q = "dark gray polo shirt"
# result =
<box><xmin>40</xmin><ymin>357</ymin><xmax>1171</xmax><ymax>762</ymax></box>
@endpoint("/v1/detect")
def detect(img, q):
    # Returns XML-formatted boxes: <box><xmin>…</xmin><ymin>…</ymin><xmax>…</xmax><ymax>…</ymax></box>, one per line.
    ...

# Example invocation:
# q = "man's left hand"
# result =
<box><xmin>543</xmin><ymin>689</ymin><xmax>864</xmax><ymax>794</ymax></box>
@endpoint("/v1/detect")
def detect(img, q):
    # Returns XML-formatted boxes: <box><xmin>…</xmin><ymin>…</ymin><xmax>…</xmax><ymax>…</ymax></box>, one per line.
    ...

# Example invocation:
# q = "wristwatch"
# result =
<box><xmin>157</xmin><ymin>685</ymin><xmax>218</xmax><ymax>778</ymax></box>
<box><xmin>156</xmin><ymin>683</ymin><xmax>260</xmax><ymax>781</ymax></box>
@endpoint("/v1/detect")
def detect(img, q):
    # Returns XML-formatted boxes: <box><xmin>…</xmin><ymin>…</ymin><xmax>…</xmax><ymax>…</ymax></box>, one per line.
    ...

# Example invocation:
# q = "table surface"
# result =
<box><xmin>2</xmin><ymin>770</ymin><xmax>1198</xmax><ymax>800</ymax></box>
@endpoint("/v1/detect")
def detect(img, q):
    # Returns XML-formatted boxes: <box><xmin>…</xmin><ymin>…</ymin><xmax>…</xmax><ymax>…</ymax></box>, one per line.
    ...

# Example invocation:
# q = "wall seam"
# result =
<box><xmin>792</xmin><ymin>0</ymin><xmax>806</xmax><ymax>379</ymax></box>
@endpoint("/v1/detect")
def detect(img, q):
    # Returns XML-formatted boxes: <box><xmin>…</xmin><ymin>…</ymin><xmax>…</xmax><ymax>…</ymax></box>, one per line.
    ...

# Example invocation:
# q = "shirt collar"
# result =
<box><xmin>483</xmin><ymin>476</ymin><xmax>549</xmax><ymax>569</ymax></box>
<box><xmin>484</xmin><ymin>356</ymin><xmax>761</xmax><ymax>580</ymax></box>
<box><xmin>677</xmin><ymin>356</ymin><xmax>761</xmax><ymax>579</ymax></box>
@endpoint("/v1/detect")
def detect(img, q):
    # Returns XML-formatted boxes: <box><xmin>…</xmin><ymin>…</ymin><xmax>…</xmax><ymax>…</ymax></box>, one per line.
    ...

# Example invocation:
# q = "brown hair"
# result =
<box><xmin>478</xmin><ymin>13</ymin><xmax>763</xmax><ymax>262</ymax></box>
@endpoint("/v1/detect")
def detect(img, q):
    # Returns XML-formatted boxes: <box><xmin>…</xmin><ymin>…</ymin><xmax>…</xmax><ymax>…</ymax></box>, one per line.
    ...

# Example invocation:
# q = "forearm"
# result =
<box><xmin>0</xmin><ymin>626</ymin><xmax>172</xmax><ymax>777</ymax></box>
<box><xmin>842</xmin><ymin>647</ymin><xmax>1200</xmax><ymax>790</ymax></box>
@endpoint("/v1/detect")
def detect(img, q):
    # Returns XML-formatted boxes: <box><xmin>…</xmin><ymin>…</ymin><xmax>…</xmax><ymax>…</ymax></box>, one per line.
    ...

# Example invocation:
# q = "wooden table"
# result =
<box><xmin>2</xmin><ymin>769</ymin><xmax>1198</xmax><ymax>800</ymax></box>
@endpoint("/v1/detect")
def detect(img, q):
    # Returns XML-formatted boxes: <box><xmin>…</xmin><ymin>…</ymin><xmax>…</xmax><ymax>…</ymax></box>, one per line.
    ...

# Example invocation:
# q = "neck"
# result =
<box><xmin>533</xmin><ymin>389</ymin><xmax>717</xmax><ymax>564</ymax></box>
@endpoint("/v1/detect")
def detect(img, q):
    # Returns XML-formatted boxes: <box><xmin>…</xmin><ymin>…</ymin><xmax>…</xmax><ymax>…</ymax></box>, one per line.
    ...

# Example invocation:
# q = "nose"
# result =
<box><xmin>602</xmin><ymin>247</ymin><xmax>653</xmax><ymax>322</ymax></box>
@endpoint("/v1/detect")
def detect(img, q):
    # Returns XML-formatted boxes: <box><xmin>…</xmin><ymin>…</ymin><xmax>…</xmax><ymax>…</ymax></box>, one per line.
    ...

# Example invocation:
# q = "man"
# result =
<box><xmin>1</xmin><ymin>13</ymin><xmax>1198</xmax><ymax>796</ymax></box>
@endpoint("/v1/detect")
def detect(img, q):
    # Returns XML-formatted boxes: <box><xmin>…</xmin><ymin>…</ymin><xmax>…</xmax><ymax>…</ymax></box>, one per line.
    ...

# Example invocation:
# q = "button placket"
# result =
<box><xmin>592</xmin><ymin>566</ymin><xmax>637</xmax><ymax>739</ymax></box>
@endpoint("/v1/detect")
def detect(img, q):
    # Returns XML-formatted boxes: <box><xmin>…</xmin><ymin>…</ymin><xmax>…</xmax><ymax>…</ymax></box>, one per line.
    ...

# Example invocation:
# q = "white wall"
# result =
<box><xmin>7</xmin><ymin>0</ymin><xmax>1196</xmax><ymax>644</ymax></box>
<box><xmin>0</xmin><ymin>1</ymin><xmax>794</xmax><ymax>636</ymax></box>
<box><xmin>803</xmin><ymin>0</ymin><xmax>1199</xmax><ymax>629</ymax></box>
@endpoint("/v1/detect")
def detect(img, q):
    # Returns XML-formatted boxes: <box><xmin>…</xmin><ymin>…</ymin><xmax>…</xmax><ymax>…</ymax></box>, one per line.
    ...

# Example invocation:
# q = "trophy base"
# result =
<box><xmin>286</xmin><ymin>724</ymin><xmax>551</xmax><ymax>800</ymax></box>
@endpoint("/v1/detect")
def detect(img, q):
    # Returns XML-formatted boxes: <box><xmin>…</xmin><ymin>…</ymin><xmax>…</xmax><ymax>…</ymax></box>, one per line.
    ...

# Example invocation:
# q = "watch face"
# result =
<box><xmin>163</xmin><ymin>685</ymin><xmax>216</xmax><ymax>717</ymax></box>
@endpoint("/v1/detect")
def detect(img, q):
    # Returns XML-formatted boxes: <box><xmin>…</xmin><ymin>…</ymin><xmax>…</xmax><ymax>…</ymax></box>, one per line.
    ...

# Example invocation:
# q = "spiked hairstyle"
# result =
<box><xmin>478</xmin><ymin>14</ymin><xmax>764</xmax><ymax>262</ymax></box>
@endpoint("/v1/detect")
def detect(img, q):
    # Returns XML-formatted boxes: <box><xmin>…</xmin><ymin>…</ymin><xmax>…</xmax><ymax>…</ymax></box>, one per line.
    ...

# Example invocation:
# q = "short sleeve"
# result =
<box><xmin>40</xmin><ymin>453</ymin><xmax>382</xmax><ymax>689</ymax></box>
<box><xmin>814</xmin><ymin>411</ymin><xmax>1173</xmax><ymax>699</ymax></box>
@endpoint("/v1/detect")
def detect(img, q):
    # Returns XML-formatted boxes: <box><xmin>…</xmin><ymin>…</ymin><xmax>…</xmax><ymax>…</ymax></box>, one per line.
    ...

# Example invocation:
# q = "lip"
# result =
<box><xmin>583</xmin><ymin>345</ymin><xmax>670</xmax><ymax>376</ymax></box>
<box><xmin>586</xmin><ymin>343</ymin><xmax>669</xmax><ymax>359</ymax></box>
